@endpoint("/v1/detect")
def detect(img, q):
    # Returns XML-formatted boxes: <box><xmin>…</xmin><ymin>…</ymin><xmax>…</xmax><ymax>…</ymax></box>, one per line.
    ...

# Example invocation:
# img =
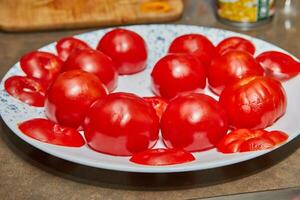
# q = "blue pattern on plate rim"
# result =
<box><xmin>0</xmin><ymin>24</ymin><xmax>299</xmax><ymax>173</ymax></box>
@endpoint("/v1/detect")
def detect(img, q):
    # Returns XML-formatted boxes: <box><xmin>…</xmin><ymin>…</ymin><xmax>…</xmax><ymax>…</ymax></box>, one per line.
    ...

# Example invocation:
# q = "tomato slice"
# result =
<box><xmin>56</xmin><ymin>37</ymin><xmax>91</xmax><ymax>61</ymax></box>
<box><xmin>19</xmin><ymin>118</ymin><xmax>85</xmax><ymax>147</ymax></box>
<box><xmin>256</xmin><ymin>51</ymin><xmax>300</xmax><ymax>80</ymax></box>
<box><xmin>143</xmin><ymin>96</ymin><xmax>168</xmax><ymax>120</ymax></box>
<box><xmin>217</xmin><ymin>129</ymin><xmax>288</xmax><ymax>153</ymax></box>
<box><xmin>216</xmin><ymin>36</ymin><xmax>255</xmax><ymax>55</ymax></box>
<box><xmin>4</xmin><ymin>76</ymin><xmax>47</xmax><ymax>107</ymax></box>
<box><xmin>20</xmin><ymin>51</ymin><xmax>63</xmax><ymax>85</ymax></box>
<box><xmin>130</xmin><ymin>148</ymin><xmax>195</xmax><ymax>166</ymax></box>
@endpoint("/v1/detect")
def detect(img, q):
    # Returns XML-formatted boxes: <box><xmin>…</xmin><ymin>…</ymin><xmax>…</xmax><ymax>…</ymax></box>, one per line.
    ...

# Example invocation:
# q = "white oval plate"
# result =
<box><xmin>0</xmin><ymin>25</ymin><xmax>299</xmax><ymax>173</ymax></box>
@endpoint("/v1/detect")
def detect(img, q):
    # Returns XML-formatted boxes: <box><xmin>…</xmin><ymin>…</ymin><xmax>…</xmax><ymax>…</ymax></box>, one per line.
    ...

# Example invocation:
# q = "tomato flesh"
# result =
<box><xmin>19</xmin><ymin>118</ymin><xmax>85</xmax><ymax>147</ymax></box>
<box><xmin>97</xmin><ymin>28</ymin><xmax>147</xmax><ymax>75</ymax></box>
<box><xmin>63</xmin><ymin>49</ymin><xmax>118</xmax><ymax>92</ymax></box>
<box><xmin>4</xmin><ymin>76</ymin><xmax>46</xmax><ymax>107</ymax></box>
<box><xmin>216</xmin><ymin>36</ymin><xmax>255</xmax><ymax>55</ymax></box>
<box><xmin>217</xmin><ymin>129</ymin><xmax>288</xmax><ymax>153</ymax></box>
<box><xmin>256</xmin><ymin>51</ymin><xmax>300</xmax><ymax>81</ymax></box>
<box><xmin>143</xmin><ymin>96</ymin><xmax>168</xmax><ymax>120</ymax></box>
<box><xmin>20</xmin><ymin>51</ymin><xmax>63</xmax><ymax>85</ymax></box>
<box><xmin>56</xmin><ymin>37</ymin><xmax>91</xmax><ymax>61</ymax></box>
<box><xmin>130</xmin><ymin>148</ymin><xmax>195</xmax><ymax>166</ymax></box>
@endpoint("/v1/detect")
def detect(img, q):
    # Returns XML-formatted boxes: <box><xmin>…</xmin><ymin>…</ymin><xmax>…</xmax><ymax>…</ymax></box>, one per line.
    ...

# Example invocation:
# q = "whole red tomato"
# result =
<box><xmin>161</xmin><ymin>93</ymin><xmax>228</xmax><ymax>152</ymax></box>
<box><xmin>56</xmin><ymin>37</ymin><xmax>91</xmax><ymax>61</ymax></box>
<box><xmin>97</xmin><ymin>28</ymin><xmax>147</xmax><ymax>75</ymax></box>
<box><xmin>151</xmin><ymin>54</ymin><xmax>206</xmax><ymax>100</ymax></box>
<box><xmin>219</xmin><ymin>76</ymin><xmax>287</xmax><ymax>129</ymax></box>
<box><xmin>45</xmin><ymin>70</ymin><xmax>107</xmax><ymax>128</ymax></box>
<box><xmin>256</xmin><ymin>51</ymin><xmax>300</xmax><ymax>81</ymax></box>
<box><xmin>63</xmin><ymin>49</ymin><xmax>118</xmax><ymax>92</ymax></box>
<box><xmin>168</xmin><ymin>34</ymin><xmax>216</xmax><ymax>68</ymax></box>
<box><xmin>216</xmin><ymin>36</ymin><xmax>255</xmax><ymax>55</ymax></box>
<box><xmin>217</xmin><ymin>128</ymin><xmax>288</xmax><ymax>153</ymax></box>
<box><xmin>208</xmin><ymin>50</ymin><xmax>264</xmax><ymax>95</ymax></box>
<box><xmin>5</xmin><ymin>76</ymin><xmax>47</xmax><ymax>107</ymax></box>
<box><xmin>83</xmin><ymin>92</ymin><xmax>159</xmax><ymax>156</ymax></box>
<box><xmin>20</xmin><ymin>51</ymin><xmax>63</xmax><ymax>85</ymax></box>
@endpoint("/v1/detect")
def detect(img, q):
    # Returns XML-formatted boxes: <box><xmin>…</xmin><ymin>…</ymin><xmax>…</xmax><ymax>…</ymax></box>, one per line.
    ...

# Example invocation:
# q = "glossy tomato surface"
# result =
<box><xmin>20</xmin><ymin>51</ymin><xmax>63</xmax><ymax>85</ymax></box>
<box><xmin>208</xmin><ymin>50</ymin><xmax>264</xmax><ymax>95</ymax></box>
<box><xmin>19</xmin><ymin>118</ymin><xmax>85</xmax><ymax>147</ymax></box>
<box><xmin>161</xmin><ymin>93</ymin><xmax>228</xmax><ymax>152</ymax></box>
<box><xmin>256</xmin><ymin>51</ymin><xmax>300</xmax><ymax>81</ymax></box>
<box><xmin>219</xmin><ymin>76</ymin><xmax>287</xmax><ymax>129</ymax></box>
<box><xmin>63</xmin><ymin>49</ymin><xmax>118</xmax><ymax>92</ymax></box>
<box><xmin>168</xmin><ymin>34</ymin><xmax>216</xmax><ymax>68</ymax></box>
<box><xmin>217</xmin><ymin>129</ymin><xmax>288</xmax><ymax>153</ymax></box>
<box><xmin>4</xmin><ymin>76</ymin><xmax>47</xmax><ymax>107</ymax></box>
<box><xmin>97</xmin><ymin>28</ymin><xmax>147</xmax><ymax>75</ymax></box>
<box><xmin>45</xmin><ymin>70</ymin><xmax>107</xmax><ymax>128</ymax></box>
<box><xmin>130</xmin><ymin>148</ymin><xmax>195</xmax><ymax>166</ymax></box>
<box><xmin>216</xmin><ymin>36</ymin><xmax>255</xmax><ymax>55</ymax></box>
<box><xmin>143</xmin><ymin>96</ymin><xmax>168</xmax><ymax>120</ymax></box>
<box><xmin>83</xmin><ymin>92</ymin><xmax>159</xmax><ymax>156</ymax></box>
<box><xmin>151</xmin><ymin>54</ymin><xmax>206</xmax><ymax>100</ymax></box>
<box><xmin>56</xmin><ymin>37</ymin><xmax>91</xmax><ymax>61</ymax></box>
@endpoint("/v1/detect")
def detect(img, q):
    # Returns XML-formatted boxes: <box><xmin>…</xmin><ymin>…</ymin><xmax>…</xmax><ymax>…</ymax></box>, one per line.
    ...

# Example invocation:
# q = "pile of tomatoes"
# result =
<box><xmin>5</xmin><ymin>28</ymin><xmax>300</xmax><ymax>166</ymax></box>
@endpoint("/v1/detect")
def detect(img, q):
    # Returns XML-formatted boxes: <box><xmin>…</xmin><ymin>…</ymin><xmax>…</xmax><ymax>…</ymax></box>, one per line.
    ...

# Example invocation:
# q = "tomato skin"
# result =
<box><xmin>63</xmin><ymin>49</ymin><xmax>118</xmax><ymax>92</ymax></box>
<box><xmin>161</xmin><ymin>93</ymin><xmax>228</xmax><ymax>152</ymax></box>
<box><xmin>168</xmin><ymin>34</ymin><xmax>216</xmax><ymax>67</ymax></box>
<box><xmin>19</xmin><ymin>118</ymin><xmax>85</xmax><ymax>147</ymax></box>
<box><xmin>83</xmin><ymin>92</ymin><xmax>159</xmax><ymax>156</ymax></box>
<box><xmin>256</xmin><ymin>51</ymin><xmax>300</xmax><ymax>81</ymax></box>
<box><xmin>143</xmin><ymin>96</ymin><xmax>168</xmax><ymax>120</ymax></box>
<box><xmin>20</xmin><ymin>51</ymin><xmax>63</xmax><ymax>85</ymax></box>
<box><xmin>130</xmin><ymin>148</ymin><xmax>195</xmax><ymax>166</ymax></box>
<box><xmin>151</xmin><ymin>54</ymin><xmax>206</xmax><ymax>100</ymax></box>
<box><xmin>208</xmin><ymin>50</ymin><xmax>264</xmax><ymax>95</ymax></box>
<box><xmin>97</xmin><ymin>28</ymin><xmax>147</xmax><ymax>75</ymax></box>
<box><xmin>219</xmin><ymin>76</ymin><xmax>287</xmax><ymax>129</ymax></box>
<box><xmin>216</xmin><ymin>36</ymin><xmax>255</xmax><ymax>55</ymax></box>
<box><xmin>217</xmin><ymin>129</ymin><xmax>288</xmax><ymax>153</ymax></box>
<box><xmin>56</xmin><ymin>37</ymin><xmax>91</xmax><ymax>61</ymax></box>
<box><xmin>45</xmin><ymin>70</ymin><xmax>107</xmax><ymax>129</ymax></box>
<box><xmin>4</xmin><ymin>76</ymin><xmax>47</xmax><ymax>107</ymax></box>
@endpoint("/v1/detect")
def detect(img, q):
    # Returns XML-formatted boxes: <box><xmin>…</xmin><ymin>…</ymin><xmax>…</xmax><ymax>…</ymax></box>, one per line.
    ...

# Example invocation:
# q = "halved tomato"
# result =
<box><xmin>216</xmin><ymin>36</ymin><xmax>255</xmax><ymax>55</ymax></box>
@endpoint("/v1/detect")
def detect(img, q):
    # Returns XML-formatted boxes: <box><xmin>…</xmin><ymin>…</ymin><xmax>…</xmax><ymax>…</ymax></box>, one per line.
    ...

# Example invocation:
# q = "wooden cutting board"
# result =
<box><xmin>0</xmin><ymin>0</ymin><xmax>183</xmax><ymax>32</ymax></box>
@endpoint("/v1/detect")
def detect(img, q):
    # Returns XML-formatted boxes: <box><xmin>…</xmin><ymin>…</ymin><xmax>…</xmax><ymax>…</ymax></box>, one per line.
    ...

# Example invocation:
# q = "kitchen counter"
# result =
<box><xmin>0</xmin><ymin>0</ymin><xmax>299</xmax><ymax>199</ymax></box>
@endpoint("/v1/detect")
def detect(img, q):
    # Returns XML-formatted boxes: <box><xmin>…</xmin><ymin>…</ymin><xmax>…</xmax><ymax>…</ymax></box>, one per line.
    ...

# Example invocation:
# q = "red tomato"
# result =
<box><xmin>56</xmin><ymin>37</ymin><xmax>91</xmax><ymax>61</ymax></box>
<box><xmin>130</xmin><ymin>148</ymin><xmax>195</xmax><ymax>166</ymax></box>
<box><xmin>217</xmin><ymin>129</ymin><xmax>288</xmax><ymax>153</ymax></box>
<box><xmin>256</xmin><ymin>51</ymin><xmax>300</xmax><ymax>81</ymax></box>
<box><xmin>219</xmin><ymin>76</ymin><xmax>287</xmax><ymax>129</ymax></box>
<box><xmin>161</xmin><ymin>93</ymin><xmax>228</xmax><ymax>152</ymax></box>
<box><xmin>97</xmin><ymin>28</ymin><xmax>147</xmax><ymax>75</ymax></box>
<box><xmin>208</xmin><ymin>50</ymin><xmax>264</xmax><ymax>95</ymax></box>
<box><xmin>143</xmin><ymin>96</ymin><xmax>168</xmax><ymax>120</ymax></box>
<box><xmin>20</xmin><ymin>51</ymin><xmax>63</xmax><ymax>85</ymax></box>
<box><xmin>216</xmin><ymin>36</ymin><xmax>255</xmax><ymax>55</ymax></box>
<box><xmin>83</xmin><ymin>92</ymin><xmax>159</xmax><ymax>156</ymax></box>
<box><xmin>63</xmin><ymin>49</ymin><xmax>118</xmax><ymax>92</ymax></box>
<box><xmin>4</xmin><ymin>76</ymin><xmax>47</xmax><ymax>107</ymax></box>
<box><xmin>151</xmin><ymin>54</ymin><xmax>206</xmax><ymax>100</ymax></box>
<box><xmin>19</xmin><ymin>118</ymin><xmax>85</xmax><ymax>147</ymax></box>
<box><xmin>168</xmin><ymin>34</ymin><xmax>216</xmax><ymax>68</ymax></box>
<box><xmin>45</xmin><ymin>70</ymin><xmax>107</xmax><ymax>128</ymax></box>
